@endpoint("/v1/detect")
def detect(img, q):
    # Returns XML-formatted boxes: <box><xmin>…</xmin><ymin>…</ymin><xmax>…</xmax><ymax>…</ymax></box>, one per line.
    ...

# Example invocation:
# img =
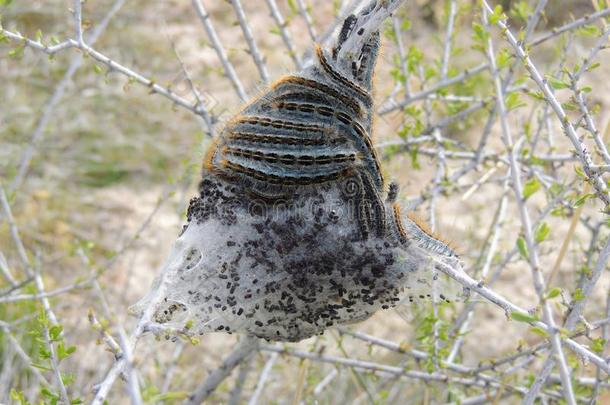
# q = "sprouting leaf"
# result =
<box><xmin>577</xmin><ymin>24</ymin><xmax>601</xmax><ymax>37</ymax></box>
<box><xmin>8</xmin><ymin>44</ymin><xmax>25</xmax><ymax>58</ymax></box>
<box><xmin>286</xmin><ymin>0</ymin><xmax>298</xmax><ymax>14</ymax></box>
<box><xmin>10</xmin><ymin>389</ymin><xmax>32</xmax><ymax>405</ymax></box>
<box><xmin>424</xmin><ymin>65</ymin><xmax>437</xmax><ymax>80</ymax></box>
<box><xmin>547</xmin><ymin>76</ymin><xmax>570</xmax><ymax>90</ymax></box>
<box><xmin>389</xmin><ymin>67</ymin><xmax>406</xmax><ymax>84</ymax></box>
<box><xmin>505</xmin><ymin>92</ymin><xmax>526</xmax><ymax>110</ymax></box>
<box><xmin>517</xmin><ymin>237</ymin><xmax>529</xmax><ymax>260</ymax></box>
<box><xmin>546</xmin><ymin>287</ymin><xmax>561</xmax><ymax>299</ymax></box>
<box><xmin>489</xmin><ymin>5</ymin><xmax>505</xmax><ymax>25</ymax></box>
<box><xmin>561</xmin><ymin>102</ymin><xmax>578</xmax><ymax>111</ymax></box>
<box><xmin>573</xmin><ymin>193</ymin><xmax>595</xmax><ymax>208</ymax></box>
<box><xmin>49</xmin><ymin>324</ymin><xmax>63</xmax><ymax>341</ymax></box>
<box><xmin>40</xmin><ymin>387</ymin><xmax>59</xmax><ymax>404</ymax></box>
<box><xmin>39</xmin><ymin>345</ymin><xmax>51</xmax><ymax>359</ymax></box>
<box><xmin>530</xmin><ymin>326</ymin><xmax>550</xmax><ymax>338</ymax></box>
<box><xmin>523</xmin><ymin>178</ymin><xmax>541</xmax><ymax>200</ymax></box>
<box><xmin>406</xmin><ymin>45</ymin><xmax>423</xmax><ymax>73</ymax></box>
<box><xmin>574</xmin><ymin>165</ymin><xmax>586</xmax><ymax>179</ymax></box>
<box><xmin>535</xmin><ymin>222</ymin><xmax>550</xmax><ymax>243</ymax></box>
<box><xmin>591</xmin><ymin>337</ymin><xmax>606</xmax><ymax>354</ymax></box>
<box><xmin>511</xmin><ymin>1</ymin><xmax>532</xmax><ymax>23</ymax></box>
<box><xmin>410</xmin><ymin>148</ymin><xmax>420</xmax><ymax>170</ymax></box>
<box><xmin>572</xmin><ymin>288</ymin><xmax>585</xmax><ymax>301</ymax></box>
<box><xmin>57</xmin><ymin>342</ymin><xmax>76</xmax><ymax>361</ymax></box>
<box><xmin>526</xmin><ymin>91</ymin><xmax>546</xmax><ymax>101</ymax></box>
<box><xmin>31</xmin><ymin>362</ymin><xmax>53</xmax><ymax>371</ymax></box>
<box><xmin>61</xmin><ymin>372</ymin><xmax>76</xmax><ymax>386</ymax></box>
<box><xmin>511</xmin><ymin>311</ymin><xmax>538</xmax><ymax>323</ymax></box>
<box><xmin>472</xmin><ymin>22</ymin><xmax>489</xmax><ymax>45</ymax></box>
<box><xmin>497</xmin><ymin>48</ymin><xmax>512</xmax><ymax>69</ymax></box>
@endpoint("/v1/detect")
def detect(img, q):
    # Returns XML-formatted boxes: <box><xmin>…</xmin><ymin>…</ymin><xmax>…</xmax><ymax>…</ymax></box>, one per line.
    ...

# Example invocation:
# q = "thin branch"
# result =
<box><xmin>296</xmin><ymin>0</ymin><xmax>317</xmax><ymax>42</ymax></box>
<box><xmin>264</xmin><ymin>0</ymin><xmax>302</xmax><ymax>69</ymax></box>
<box><xmin>483</xmin><ymin>0</ymin><xmax>609</xmax><ymax>207</ymax></box>
<box><xmin>8</xmin><ymin>0</ymin><xmax>128</xmax><ymax>192</ymax></box>
<box><xmin>248</xmin><ymin>352</ymin><xmax>279</xmax><ymax>405</ymax></box>
<box><xmin>73</xmin><ymin>0</ymin><xmax>84</xmax><ymax>45</ymax></box>
<box><xmin>192</xmin><ymin>0</ymin><xmax>248</xmax><ymax>101</ymax></box>
<box><xmin>230</xmin><ymin>0</ymin><xmax>270</xmax><ymax>83</ymax></box>
<box><xmin>530</xmin><ymin>8</ymin><xmax>610</xmax><ymax>47</ymax></box>
<box><xmin>185</xmin><ymin>337</ymin><xmax>259</xmax><ymax>405</ymax></box>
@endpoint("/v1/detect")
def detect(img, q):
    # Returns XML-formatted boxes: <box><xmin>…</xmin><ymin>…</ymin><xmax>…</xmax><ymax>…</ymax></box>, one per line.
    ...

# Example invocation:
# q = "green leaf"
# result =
<box><xmin>591</xmin><ymin>337</ymin><xmax>606</xmax><ymax>354</ymax></box>
<box><xmin>573</xmin><ymin>193</ymin><xmax>595</xmax><ymax>208</ymax></box>
<box><xmin>41</xmin><ymin>387</ymin><xmax>59</xmax><ymax>404</ymax></box>
<box><xmin>517</xmin><ymin>236</ymin><xmax>529</xmax><ymax>260</ymax></box>
<box><xmin>497</xmin><ymin>48</ymin><xmax>512</xmax><ymax>69</ymax></box>
<box><xmin>526</xmin><ymin>90</ymin><xmax>546</xmax><ymax>101</ymax></box>
<box><xmin>31</xmin><ymin>362</ymin><xmax>53</xmax><ymax>371</ymax></box>
<box><xmin>511</xmin><ymin>1</ymin><xmax>532</xmax><ymax>22</ymax></box>
<box><xmin>61</xmin><ymin>372</ymin><xmax>76</xmax><ymax>386</ymax></box>
<box><xmin>535</xmin><ymin>222</ymin><xmax>550</xmax><ymax>243</ymax></box>
<box><xmin>572</xmin><ymin>288</ymin><xmax>585</xmax><ymax>302</ymax></box>
<box><xmin>523</xmin><ymin>177</ymin><xmax>541</xmax><ymax>200</ymax></box>
<box><xmin>39</xmin><ymin>346</ymin><xmax>51</xmax><ymax>359</ymax></box>
<box><xmin>472</xmin><ymin>22</ymin><xmax>489</xmax><ymax>45</ymax></box>
<box><xmin>530</xmin><ymin>326</ymin><xmax>550</xmax><ymax>338</ymax></box>
<box><xmin>286</xmin><ymin>0</ymin><xmax>298</xmax><ymax>14</ymax></box>
<box><xmin>10</xmin><ymin>389</ymin><xmax>31</xmax><ymax>405</ymax></box>
<box><xmin>57</xmin><ymin>342</ymin><xmax>76</xmax><ymax>361</ymax></box>
<box><xmin>574</xmin><ymin>165</ymin><xmax>586</xmax><ymax>179</ymax></box>
<box><xmin>424</xmin><ymin>65</ymin><xmax>437</xmax><ymax>80</ymax></box>
<box><xmin>489</xmin><ymin>5</ymin><xmax>505</xmax><ymax>25</ymax></box>
<box><xmin>49</xmin><ymin>324</ymin><xmax>63</xmax><ymax>341</ymax></box>
<box><xmin>406</xmin><ymin>45</ymin><xmax>423</xmax><ymax>73</ymax></box>
<box><xmin>561</xmin><ymin>102</ymin><xmax>578</xmax><ymax>111</ymax></box>
<box><xmin>547</xmin><ymin>76</ymin><xmax>570</xmax><ymax>90</ymax></box>
<box><xmin>389</xmin><ymin>67</ymin><xmax>406</xmax><ymax>84</ymax></box>
<box><xmin>8</xmin><ymin>44</ymin><xmax>24</xmax><ymax>58</ymax></box>
<box><xmin>546</xmin><ymin>287</ymin><xmax>561</xmax><ymax>299</ymax></box>
<box><xmin>409</xmin><ymin>148</ymin><xmax>420</xmax><ymax>170</ymax></box>
<box><xmin>577</xmin><ymin>24</ymin><xmax>601</xmax><ymax>37</ymax></box>
<box><xmin>511</xmin><ymin>311</ymin><xmax>539</xmax><ymax>323</ymax></box>
<box><xmin>506</xmin><ymin>92</ymin><xmax>526</xmax><ymax>110</ymax></box>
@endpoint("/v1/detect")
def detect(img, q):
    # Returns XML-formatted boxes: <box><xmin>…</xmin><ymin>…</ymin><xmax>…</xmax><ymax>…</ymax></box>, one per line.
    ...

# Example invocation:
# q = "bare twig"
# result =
<box><xmin>264</xmin><ymin>0</ymin><xmax>302</xmax><ymax>69</ymax></box>
<box><xmin>184</xmin><ymin>337</ymin><xmax>259</xmax><ymax>405</ymax></box>
<box><xmin>230</xmin><ymin>0</ymin><xmax>270</xmax><ymax>83</ymax></box>
<box><xmin>192</xmin><ymin>0</ymin><xmax>248</xmax><ymax>101</ymax></box>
